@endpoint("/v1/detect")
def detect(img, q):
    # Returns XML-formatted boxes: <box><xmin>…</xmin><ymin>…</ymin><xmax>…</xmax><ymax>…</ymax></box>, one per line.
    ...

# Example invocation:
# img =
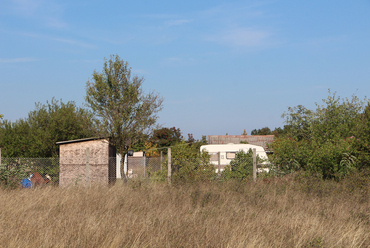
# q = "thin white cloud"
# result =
<box><xmin>69</xmin><ymin>59</ymin><xmax>102</xmax><ymax>63</ymax></box>
<box><xmin>167</xmin><ymin>98</ymin><xmax>194</xmax><ymax>104</ymax></box>
<box><xmin>139</xmin><ymin>13</ymin><xmax>180</xmax><ymax>19</ymax></box>
<box><xmin>199</xmin><ymin>2</ymin><xmax>269</xmax><ymax>21</ymax></box>
<box><xmin>164</xmin><ymin>19</ymin><xmax>191</xmax><ymax>27</ymax></box>
<box><xmin>9</xmin><ymin>0</ymin><xmax>68</xmax><ymax>29</ymax></box>
<box><xmin>167</xmin><ymin>57</ymin><xmax>183</xmax><ymax>62</ymax></box>
<box><xmin>0</xmin><ymin>57</ymin><xmax>39</xmax><ymax>63</ymax></box>
<box><xmin>205</xmin><ymin>27</ymin><xmax>272</xmax><ymax>47</ymax></box>
<box><xmin>304</xmin><ymin>35</ymin><xmax>348</xmax><ymax>47</ymax></box>
<box><xmin>10</xmin><ymin>0</ymin><xmax>41</xmax><ymax>16</ymax></box>
<box><xmin>51</xmin><ymin>37</ymin><xmax>96</xmax><ymax>49</ymax></box>
<box><xmin>45</xmin><ymin>16</ymin><xmax>68</xmax><ymax>29</ymax></box>
<box><xmin>5</xmin><ymin>30</ymin><xmax>95</xmax><ymax>49</ymax></box>
<box><xmin>160</xmin><ymin>57</ymin><xmax>201</xmax><ymax>68</ymax></box>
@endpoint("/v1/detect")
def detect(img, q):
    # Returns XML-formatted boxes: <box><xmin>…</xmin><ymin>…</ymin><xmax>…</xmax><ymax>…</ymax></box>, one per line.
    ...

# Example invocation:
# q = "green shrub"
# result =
<box><xmin>221</xmin><ymin>149</ymin><xmax>266</xmax><ymax>180</ymax></box>
<box><xmin>271</xmin><ymin>91</ymin><xmax>369</xmax><ymax>179</ymax></box>
<box><xmin>0</xmin><ymin>163</ymin><xmax>28</xmax><ymax>188</ymax></box>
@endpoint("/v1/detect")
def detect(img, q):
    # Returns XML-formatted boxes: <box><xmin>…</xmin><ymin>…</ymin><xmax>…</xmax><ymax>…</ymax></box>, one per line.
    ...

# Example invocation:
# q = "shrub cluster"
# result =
<box><xmin>270</xmin><ymin>91</ymin><xmax>370</xmax><ymax>179</ymax></box>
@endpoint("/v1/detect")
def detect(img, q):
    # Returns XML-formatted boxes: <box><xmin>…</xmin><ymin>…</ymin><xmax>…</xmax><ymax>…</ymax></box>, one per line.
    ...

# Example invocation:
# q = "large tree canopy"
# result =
<box><xmin>271</xmin><ymin>91</ymin><xmax>370</xmax><ymax>179</ymax></box>
<box><xmin>150</xmin><ymin>127</ymin><xmax>183</xmax><ymax>148</ymax></box>
<box><xmin>85</xmin><ymin>55</ymin><xmax>163</xmax><ymax>155</ymax></box>
<box><xmin>0</xmin><ymin>99</ymin><xmax>96</xmax><ymax>157</ymax></box>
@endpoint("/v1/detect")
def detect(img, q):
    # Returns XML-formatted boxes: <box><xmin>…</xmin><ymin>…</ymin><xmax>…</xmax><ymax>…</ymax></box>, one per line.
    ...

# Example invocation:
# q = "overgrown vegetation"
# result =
<box><xmin>0</xmin><ymin>162</ymin><xmax>28</xmax><ymax>188</ymax></box>
<box><xmin>222</xmin><ymin>149</ymin><xmax>254</xmax><ymax>179</ymax></box>
<box><xmin>152</xmin><ymin>137</ymin><xmax>214</xmax><ymax>183</ymax></box>
<box><xmin>1</xmin><ymin>176</ymin><xmax>369</xmax><ymax>247</ymax></box>
<box><xmin>0</xmin><ymin>99</ymin><xmax>96</xmax><ymax>157</ymax></box>
<box><xmin>270</xmin><ymin>90</ymin><xmax>370</xmax><ymax>179</ymax></box>
<box><xmin>0</xmin><ymin>158</ymin><xmax>59</xmax><ymax>188</ymax></box>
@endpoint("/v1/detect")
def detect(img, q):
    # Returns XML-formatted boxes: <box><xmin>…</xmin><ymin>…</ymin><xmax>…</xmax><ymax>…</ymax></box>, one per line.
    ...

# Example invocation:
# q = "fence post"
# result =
<box><xmin>253</xmin><ymin>148</ymin><xmax>257</xmax><ymax>182</ymax></box>
<box><xmin>86</xmin><ymin>147</ymin><xmax>90</xmax><ymax>186</ymax></box>
<box><xmin>143</xmin><ymin>154</ymin><xmax>146</xmax><ymax>177</ymax></box>
<box><xmin>160</xmin><ymin>151</ymin><xmax>163</xmax><ymax>171</ymax></box>
<box><xmin>168</xmin><ymin>148</ymin><xmax>171</xmax><ymax>185</ymax></box>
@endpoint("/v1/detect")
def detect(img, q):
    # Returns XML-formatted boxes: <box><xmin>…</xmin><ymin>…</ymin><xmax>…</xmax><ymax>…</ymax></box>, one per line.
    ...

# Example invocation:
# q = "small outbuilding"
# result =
<box><xmin>56</xmin><ymin>138</ymin><xmax>116</xmax><ymax>187</ymax></box>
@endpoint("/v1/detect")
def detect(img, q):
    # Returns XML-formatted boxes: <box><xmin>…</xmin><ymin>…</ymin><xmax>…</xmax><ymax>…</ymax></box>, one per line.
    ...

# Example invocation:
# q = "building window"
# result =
<box><xmin>226</xmin><ymin>152</ymin><xmax>236</xmax><ymax>159</ymax></box>
<box><xmin>210</xmin><ymin>153</ymin><xmax>218</xmax><ymax>161</ymax></box>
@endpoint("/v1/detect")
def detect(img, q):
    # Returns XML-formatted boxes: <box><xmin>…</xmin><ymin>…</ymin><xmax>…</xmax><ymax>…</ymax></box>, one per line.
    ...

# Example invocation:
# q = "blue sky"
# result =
<box><xmin>1</xmin><ymin>0</ymin><xmax>370</xmax><ymax>139</ymax></box>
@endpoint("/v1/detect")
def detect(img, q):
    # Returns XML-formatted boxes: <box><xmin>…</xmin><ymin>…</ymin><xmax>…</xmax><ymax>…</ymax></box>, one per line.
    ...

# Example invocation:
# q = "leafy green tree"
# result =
<box><xmin>271</xmin><ymin>126</ymin><xmax>291</xmax><ymax>137</ymax></box>
<box><xmin>222</xmin><ymin>149</ymin><xmax>266</xmax><ymax>179</ymax></box>
<box><xmin>0</xmin><ymin>119</ymin><xmax>34</xmax><ymax>157</ymax></box>
<box><xmin>271</xmin><ymin>91</ymin><xmax>368</xmax><ymax>179</ymax></box>
<box><xmin>85</xmin><ymin>55</ymin><xmax>163</xmax><ymax>156</ymax></box>
<box><xmin>352</xmin><ymin>103</ymin><xmax>370</xmax><ymax>169</ymax></box>
<box><xmin>150</xmin><ymin>127</ymin><xmax>182</xmax><ymax>148</ymax></box>
<box><xmin>251</xmin><ymin>127</ymin><xmax>272</xmax><ymax>135</ymax></box>
<box><xmin>0</xmin><ymin>99</ymin><xmax>96</xmax><ymax>157</ymax></box>
<box><xmin>130</xmin><ymin>134</ymin><xmax>150</xmax><ymax>152</ymax></box>
<box><xmin>222</xmin><ymin>150</ymin><xmax>253</xmax><ymax>179</ymax></box>
<box><xmin>171</xmin><ymin>139</ymin><xmax>213</xmax><ymax>182</ymax></box>
<box><xmin>154</xmin><ymin>135</ymin><xmax>212</xmax><ymax>182</ymax></box>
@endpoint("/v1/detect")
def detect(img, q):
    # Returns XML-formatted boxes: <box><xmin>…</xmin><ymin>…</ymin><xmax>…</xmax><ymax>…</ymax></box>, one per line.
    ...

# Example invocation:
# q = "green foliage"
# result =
<box><xmin>172</xmin><ymin>146</ymin><xmax>215</xmax><ymax>183</ymax></box>
<box><xmin>222</xmin><ymin>150</ymin><xmax>253</xmax><ymax>179</ymax></box>
<box><xmin>150</xmin><ymin>127</ymin><xmax>182</xmax><ymax>148</ymax></box>
<box><xmin>271</xmin><ymin>125</ymin><xmax>291</xmax><ymax>137</ymax></box>
<box><xmin>251</xmin><ymin>127</ymin><xmax>271</xmax><ymax>135</ymax></box>
<box><xmin>221</xmin><ymin>149</ymin><xmax>267</xmax><ymax>180</ymax></box>
<box><xmin>153</xmin><ymin>136</ymin><xmax>213</xmax><ymax>182</ymax></box>
<box><xmin>130</xmin><ymin>134</ymin><xmax>150</xmax><ymax>152</ymax></box>
<box><xmin>0</xmin><ymin>163</ymin><xmax>28</xmax><ymax>188</ymax></box>
<box><xmin>272</xmin><ymin>90</ymin><xmax>369</xmax><ymax>179</ymax></box>
<box><xmin>251</xmin><ymin>126</ymin><xmax>289</xmax><ymax>137</ymax></box>
<box><xmin>85</xmin><ymin>54</ymin><xmax>163</xmax><ymax>155</ymax></box>
<box><xmin>0</xmin><ymin>99</ymin><xmax>96</xmax><ymax>157</ymax></box>
<box><xmin>352</xmin><ymin>103</ymin><xmax>370</xmax><ymax>169</ymax></box>
<box><xmin>0</xmin><ymin>119</ymin><xmax>34</xmax><ymax>157</ymax></box>
<box><xmin>0</xmin><ymin>158</ymin><xmax>59</xmax><ymax>187</ymax></box>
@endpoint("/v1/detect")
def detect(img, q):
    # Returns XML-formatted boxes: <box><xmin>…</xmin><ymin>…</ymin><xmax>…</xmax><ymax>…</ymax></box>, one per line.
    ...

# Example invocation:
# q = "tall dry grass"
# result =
<box><xmin>1</xmin><ymin>175</ymin><xmax>370</xmax><ymax>247</ymax></box>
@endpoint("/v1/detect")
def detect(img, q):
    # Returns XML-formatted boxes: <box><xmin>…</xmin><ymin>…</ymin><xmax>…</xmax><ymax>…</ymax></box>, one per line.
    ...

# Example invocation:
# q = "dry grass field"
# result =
<box><xmin>1</xmin><ymin>174</ymin><xmax>370</xmax><ymax>247</ymax></box>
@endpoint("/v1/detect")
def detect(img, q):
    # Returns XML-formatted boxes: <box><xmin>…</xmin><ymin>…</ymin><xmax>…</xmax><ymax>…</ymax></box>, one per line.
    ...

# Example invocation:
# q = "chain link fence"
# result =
<box><xmin>0</xmin><ymin>152</ymin><xmax>268</xmax><ymax>187</ymax></box>
<box><xmin>0</xmin><ymin>158</ymin><xmax>59</xmax><ymax>187</ymax></box>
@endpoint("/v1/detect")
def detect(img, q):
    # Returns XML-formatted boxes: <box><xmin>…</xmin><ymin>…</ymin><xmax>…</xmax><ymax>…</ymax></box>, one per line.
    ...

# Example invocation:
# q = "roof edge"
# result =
<box><xmin>56</xmin><ymin>137</ymin><xmax>107</xmax><ymax>145</ymax></box>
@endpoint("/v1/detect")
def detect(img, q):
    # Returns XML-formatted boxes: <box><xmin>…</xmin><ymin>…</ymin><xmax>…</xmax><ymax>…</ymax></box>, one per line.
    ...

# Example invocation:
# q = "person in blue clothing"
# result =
<box><xmin>21</xmin><ymin>176</ymin><xmax>33</xmax><ymax>188</ymax></box>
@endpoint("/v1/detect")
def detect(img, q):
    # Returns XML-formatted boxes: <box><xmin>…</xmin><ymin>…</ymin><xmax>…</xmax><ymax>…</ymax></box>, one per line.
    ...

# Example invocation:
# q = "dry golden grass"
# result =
<box><xmin>1</xmin><ymin>176</ymin><xmax>369</xmax><ymax>247</ymax></box>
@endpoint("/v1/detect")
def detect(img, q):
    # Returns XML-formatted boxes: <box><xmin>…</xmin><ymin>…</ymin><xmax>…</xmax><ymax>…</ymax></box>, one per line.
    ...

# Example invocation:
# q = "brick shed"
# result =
<box><xmin>56</xmin><ymin>138</ymin><xmax>116</xmax><ymax>187</ymax></box>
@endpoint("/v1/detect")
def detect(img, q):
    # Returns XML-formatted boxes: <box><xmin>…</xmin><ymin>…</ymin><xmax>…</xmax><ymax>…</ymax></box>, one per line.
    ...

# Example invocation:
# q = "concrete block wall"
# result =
<box><xmin>59</xmin><ymin>139</ymin><xmax>115</xmax><ymax>187</ymax></box>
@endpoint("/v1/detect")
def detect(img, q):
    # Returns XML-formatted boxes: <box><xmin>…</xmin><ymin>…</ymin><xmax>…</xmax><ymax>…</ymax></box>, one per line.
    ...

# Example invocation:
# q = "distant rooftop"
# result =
<box><xmin>208</xmin><ymin>135</ymin><xmax>274</xmax><ymax>150</ymax></box>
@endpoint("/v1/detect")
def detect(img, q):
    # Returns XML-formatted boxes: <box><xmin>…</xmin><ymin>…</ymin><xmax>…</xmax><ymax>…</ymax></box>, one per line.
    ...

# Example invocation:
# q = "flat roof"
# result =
<box><xmin>56</xmin><ymin>137</ymin><xmax>106</xmax><ymax>145</ymax></box>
